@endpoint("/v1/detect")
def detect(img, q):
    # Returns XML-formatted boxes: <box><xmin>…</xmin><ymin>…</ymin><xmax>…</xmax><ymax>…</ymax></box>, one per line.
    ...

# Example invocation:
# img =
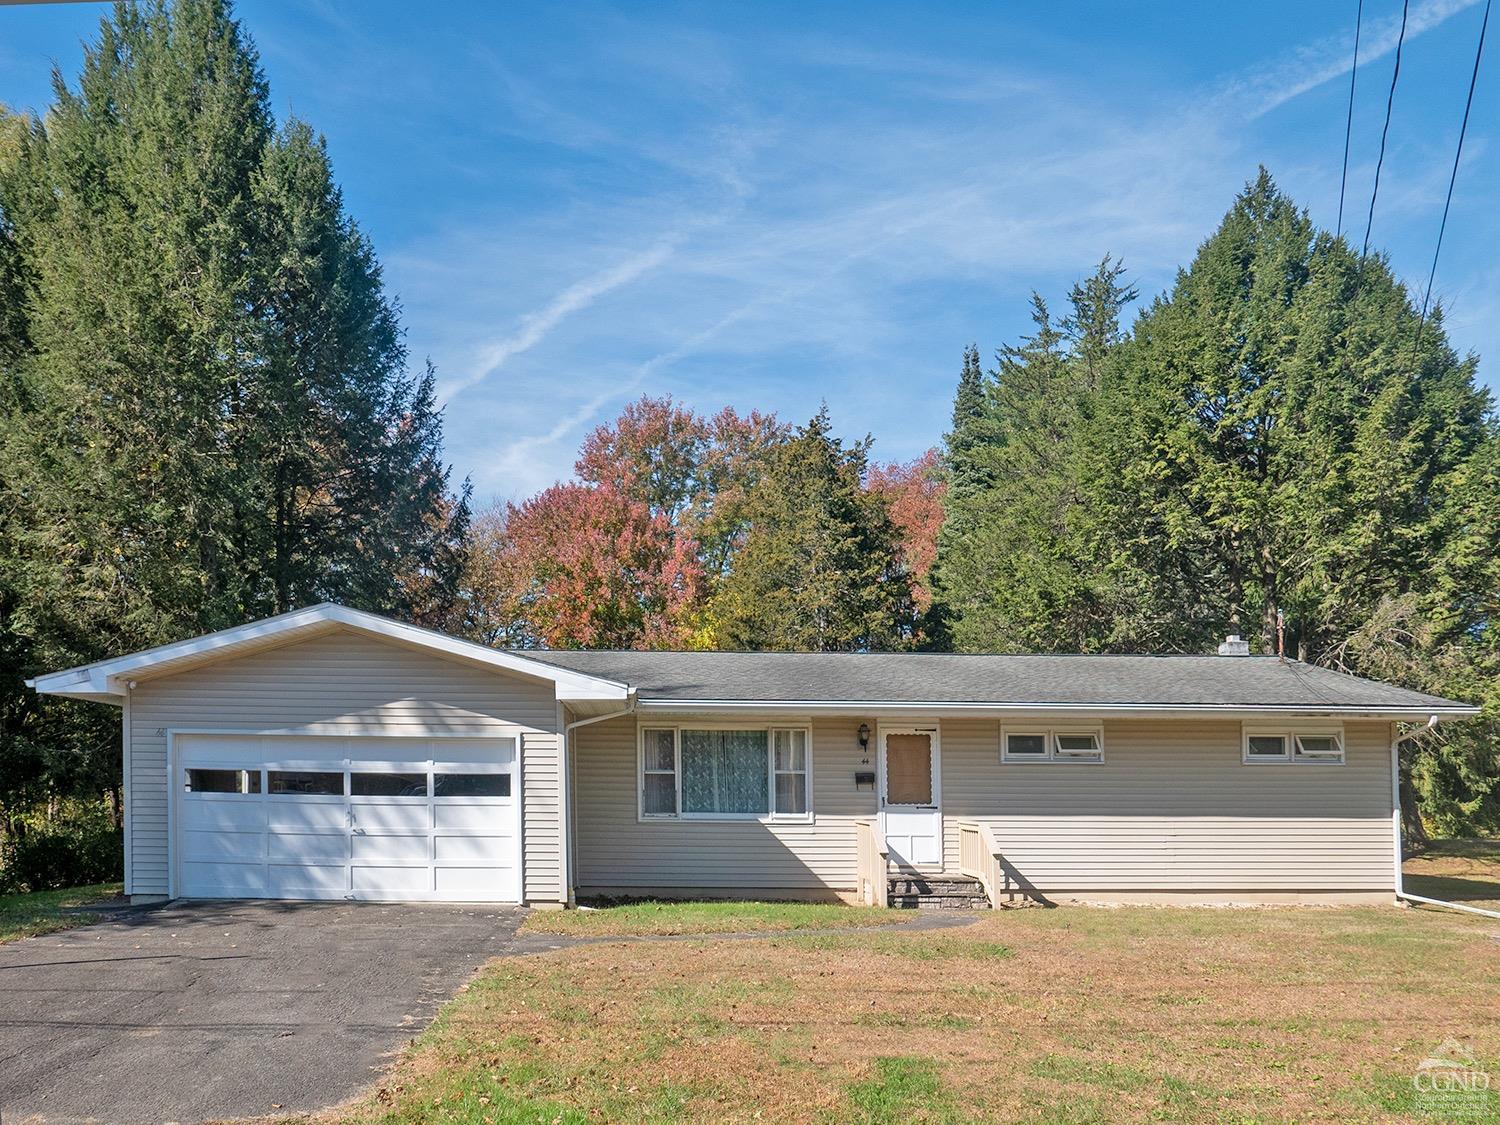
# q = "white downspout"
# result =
<box><xmin>561</xmin><ymin>697</ymin><xmax>636</xmax><ymax>908</ymax></box>
<box><xmin>1391</xmin><ymin>715</ymin><xmax>1500</xmax><ymax>920</ymax></box>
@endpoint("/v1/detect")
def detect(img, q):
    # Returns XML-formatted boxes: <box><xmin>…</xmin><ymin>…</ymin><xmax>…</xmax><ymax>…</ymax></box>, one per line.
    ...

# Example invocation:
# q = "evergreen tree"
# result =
<box><xmin>932</xmin><ymin>260</ymin><xmax>1140</xmax><ymax>651</ymax></box>
<box><xmin>1102</xmin><ymin>171</ymin><xmax>1490</xmax><ymax>662</ymax></box>
<box><xmin>250</xmin><ymin>120</ymin><xmax>469</xmax><ymax>618</ymax></box>
<box><xmin>945</xmin><ymin>343</ymin><xmax>988</xmax><ymax>501</ymax></box>
<box><xmin>4</xmin><ymin>0</ymin><xmax>466</xmax><ymax>648</ymax></box>
<box><xmin>0</xmin><ymin>0</ymin><xmax>468</xmax><ymax>851</ymax></box>
<box><xmin>707</xmin><ymin>407</ymin><xmax>914</xmax><ymax>651</ymax></box>
<box><xmin>935</xmin><ymin>170</ymin><xmax>1499</xmax><ymax>834</ymax></box>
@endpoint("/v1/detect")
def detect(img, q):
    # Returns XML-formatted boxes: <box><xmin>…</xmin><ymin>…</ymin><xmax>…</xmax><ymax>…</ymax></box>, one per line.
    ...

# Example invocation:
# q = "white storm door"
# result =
<box><xmin>880</xmin><ymin>727</ymin><xmax>941</xmax><ymax>866</ymax></box>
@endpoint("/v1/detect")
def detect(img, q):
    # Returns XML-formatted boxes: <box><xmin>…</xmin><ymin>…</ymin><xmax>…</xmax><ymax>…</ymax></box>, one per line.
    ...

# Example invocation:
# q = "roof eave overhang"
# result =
<box><xmin>631</xmin><ymin>699</ymin><xmax>1481</xmax><ymax>721</ymax></box>
<box><xmin>25</xmin><ymin>604</ymin><xmax>631</xmax><ymax>706</ymax></box>
<box><xmin>23</xmin><ymin>670</ymin><xmax>123</xmax><ymax>705</ymax></box>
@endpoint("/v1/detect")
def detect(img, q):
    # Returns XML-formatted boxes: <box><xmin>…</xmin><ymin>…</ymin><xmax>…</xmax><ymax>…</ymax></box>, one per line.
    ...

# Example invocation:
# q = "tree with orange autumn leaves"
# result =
<box><xmin>462</xmin><ymin>396</ymin><xmax>942</xmax><ymax>650</ymax></box>
<box><xmin>866</xmin><ymin>449</ymin><xmax>946</xmax><ymax>614</ymax></box>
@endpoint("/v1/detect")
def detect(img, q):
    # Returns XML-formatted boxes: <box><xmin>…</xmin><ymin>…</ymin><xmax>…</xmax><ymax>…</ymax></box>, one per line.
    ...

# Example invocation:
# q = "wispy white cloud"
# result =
<box><xmin>1222</xmin><ymin>0</ymin><xmax>1483</xmax><ymax>119</ymax></box>
<box><xmin>435</xmin><ymin>240</ymin><xmax>678</xmax><ymax>404</ymax></box>
<box><xmin>483</xmin><ymin>183</ymin><xmax>994</xmax><ymax>487</ymax></box>
<box><xmin>368</xmin><ymin>4</ymin><xmax>1500</xmax><ymax>501</ymax></box>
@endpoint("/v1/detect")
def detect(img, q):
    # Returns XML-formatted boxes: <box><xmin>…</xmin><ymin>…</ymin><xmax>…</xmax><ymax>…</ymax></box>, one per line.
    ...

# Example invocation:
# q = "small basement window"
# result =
<box><xmin>1002</xmin><ymin>727</ymin><xmax>1104</xmax><ymax>764</ymax></box>
<box><xmin>184</xmin><ymin>768</ymin><xmax>260</xmax><ymax>794</ymax></box>
<box><xmin>1243</xmin><ymin>727</ymin><xmax>1344</xmax><ymax>765</ymax></box>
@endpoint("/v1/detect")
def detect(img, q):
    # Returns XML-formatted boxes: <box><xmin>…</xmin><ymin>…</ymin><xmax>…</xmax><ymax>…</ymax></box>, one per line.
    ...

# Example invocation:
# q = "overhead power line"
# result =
<box><xmin>1361</xmin><ymin>0</ymin><xmax>1410</xmax><ymax>261</ymax></box>
<box><xmin>1415</xmin><ymin>0</ymin><xmax>1492</xmax><ymax>349</ymax></box>
<box><xmin>1338</xmin><ymin>0</ymin><xmax>1365</xmax><ymax>238</ymax></box>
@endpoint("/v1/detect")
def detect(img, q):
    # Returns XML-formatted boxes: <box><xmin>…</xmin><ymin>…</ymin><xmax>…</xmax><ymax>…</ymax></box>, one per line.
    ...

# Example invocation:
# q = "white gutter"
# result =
<box><xmin>632</xmin><ymin>699</ymin><xmax>1479</xmax><ymax>720</ymax></box>
<box><xmin>1391</xmin><ymin>716</ymin><xmax>1500</xmax><ymax>920</ymax></box>
<box><xmin>561</xmin><ymin>699</ymin><xmax>636</xmax><ymax>907</ymax></box>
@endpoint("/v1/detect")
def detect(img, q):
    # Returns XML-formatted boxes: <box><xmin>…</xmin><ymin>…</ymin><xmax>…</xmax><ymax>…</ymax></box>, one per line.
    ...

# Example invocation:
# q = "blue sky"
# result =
<box><xmin>4</xmin><ymin>1</ymin><xmax>1498</xmax><ymax>502</ymax></box>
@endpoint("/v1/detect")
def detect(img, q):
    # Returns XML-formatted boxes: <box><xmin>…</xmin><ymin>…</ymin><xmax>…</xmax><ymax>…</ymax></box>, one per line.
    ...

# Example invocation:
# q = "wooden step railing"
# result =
<box><xmin>855</xmin><ymin>817</ymin><xmax>889</xmax><ymax>907</ymax></box>
<box><xmin>957</xmin><ymin>820</ymin><xmax>1047</xmax><ymax>907</ymax></box>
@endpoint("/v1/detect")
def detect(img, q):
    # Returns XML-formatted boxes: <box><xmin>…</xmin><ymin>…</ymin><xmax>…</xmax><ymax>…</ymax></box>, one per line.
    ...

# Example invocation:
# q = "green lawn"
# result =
<box><xmin>522</xmin><ymin>899</ymin><xmax>910</xmax><ymax>937</ymax></box>
<box><xmin>0</xmin><ymin>882</ymin><xmax>125</xmax><ymax>943</ymax></box>
<box><xmin>328</xmin><ymin>902</ymin><xmax>1500</xmax><ymax>1123</ymax></box>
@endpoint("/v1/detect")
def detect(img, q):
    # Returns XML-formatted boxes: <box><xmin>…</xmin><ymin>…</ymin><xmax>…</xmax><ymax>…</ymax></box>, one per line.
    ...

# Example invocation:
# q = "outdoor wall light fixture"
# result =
<box><xmin>857</xmin><ymin>723</ymin><xmax>871</xmax><ymax>764</ymax></box>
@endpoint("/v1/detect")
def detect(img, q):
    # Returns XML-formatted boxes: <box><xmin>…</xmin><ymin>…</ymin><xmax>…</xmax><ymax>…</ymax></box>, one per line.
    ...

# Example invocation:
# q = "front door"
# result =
<box><xmin>880</xmin><ymin>727</ymin><xmax>941</xmax><ymax>866</ymax></box>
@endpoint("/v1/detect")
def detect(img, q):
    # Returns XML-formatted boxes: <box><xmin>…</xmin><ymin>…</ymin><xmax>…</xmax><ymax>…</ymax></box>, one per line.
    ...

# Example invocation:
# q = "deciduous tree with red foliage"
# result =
<box><xmin>463</xmin><ymin>483</ymin><xmax>703</xmax><ymax>649</ymax></box>
<box><xmin>576</xmin><ymin>396</ymin><xmax>787</xmax><ymax>578</ymax></box>
<box><xmin>866</xmin><ymin>449</ymin><xmax>946</xmax><ymax>615</ymax></box>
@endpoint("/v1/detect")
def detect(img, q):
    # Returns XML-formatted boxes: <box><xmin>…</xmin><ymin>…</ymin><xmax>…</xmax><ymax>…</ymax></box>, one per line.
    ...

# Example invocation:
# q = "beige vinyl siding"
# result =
<box><xmin>943</xmin><ymin>719</ymin><xmax>1394</xmax><ymax>892</ymax></box>
<box><xmin>571</xmin><ymin>715</ymin><xmax>876</xmax><ymax>892</ymax></box>
<box><xmin>126</xmin><ymin>629</ymin><xmax>563</xmax><ymax>902</ymax></box>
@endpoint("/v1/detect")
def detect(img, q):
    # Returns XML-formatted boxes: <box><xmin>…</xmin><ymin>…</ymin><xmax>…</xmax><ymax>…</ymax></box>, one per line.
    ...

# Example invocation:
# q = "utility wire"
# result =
<box><xmin>1415</xmin><ymin>0</ymin><xmax>1491</xmax><ymax>350</ymax></box>
<box><xmin>1338</xmin><ymin>0</ymin><xmax>1365</xmax><ymax>238</ymax></box>
<box><xmin>1361</xmin><ymin>0</ymin><xmax>1410</xmax><ymax>260</ymax></box>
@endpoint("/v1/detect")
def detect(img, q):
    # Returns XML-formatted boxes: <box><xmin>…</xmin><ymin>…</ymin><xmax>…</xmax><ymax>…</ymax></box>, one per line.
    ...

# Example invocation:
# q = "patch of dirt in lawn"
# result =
<box><xmin>331</xmin><ymin>906</ymin><xmax>1500</xmax><ymax>1123</ymax></box>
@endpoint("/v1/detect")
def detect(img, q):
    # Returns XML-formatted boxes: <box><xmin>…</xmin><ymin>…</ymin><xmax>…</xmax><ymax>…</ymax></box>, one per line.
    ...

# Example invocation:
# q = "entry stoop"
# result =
<box><xmin>888</xmin><ymin>874</ymin><xmax>990</xmax><ymax>909</ymax></box>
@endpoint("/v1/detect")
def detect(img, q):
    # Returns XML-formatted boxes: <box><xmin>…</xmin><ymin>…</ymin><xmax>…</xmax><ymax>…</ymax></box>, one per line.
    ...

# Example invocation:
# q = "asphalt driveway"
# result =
<box><xmin>0</xmin><ymin>899</ymin><xmax>536</xmax><ymax>1123</ymax></box>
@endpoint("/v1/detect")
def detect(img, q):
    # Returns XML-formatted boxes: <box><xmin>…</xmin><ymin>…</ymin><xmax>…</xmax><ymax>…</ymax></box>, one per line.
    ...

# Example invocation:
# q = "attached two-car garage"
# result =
<box><xmin>174</xmin><ymin>734</ymin><xmax>522</xmax><ymax>903</ymax></box>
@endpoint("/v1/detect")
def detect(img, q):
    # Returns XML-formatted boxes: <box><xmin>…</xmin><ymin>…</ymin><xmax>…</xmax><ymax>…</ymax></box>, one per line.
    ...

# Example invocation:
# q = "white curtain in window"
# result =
<box><xmin>773</xmin><ymin>729</ymin><xmax>808</xmax><ymax>814</ymax></box>
<box><xmin>681</xmin><ymin>729</ymin><xmax>768</xmax><ymax>814</ymax></box>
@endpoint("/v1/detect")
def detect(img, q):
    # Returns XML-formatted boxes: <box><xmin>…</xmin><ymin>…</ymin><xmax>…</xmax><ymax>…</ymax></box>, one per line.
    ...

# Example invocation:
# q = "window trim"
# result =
<box><xmin>771</xmin><ymin>728</ymin><xmax>811</xmax><ymax>817</ymax></box>
<box><xmin>1001</xmin><ymin>725</ymin><xmax>1105</xmax><ymax>764</ymax></box>
<box><xmin>639</xmin><ymin>727</ymin><xmax>681</xmax><ymax>819</ymax></box>
<box><xmin>1242</xmin><ymin>724</ymin><xmax>1345</xmax><ymax>766</ymax></box>
<box><xmin>637</xmin><ymin>723</ymin><xmax>814</xmax><ymax>823</ymax></box>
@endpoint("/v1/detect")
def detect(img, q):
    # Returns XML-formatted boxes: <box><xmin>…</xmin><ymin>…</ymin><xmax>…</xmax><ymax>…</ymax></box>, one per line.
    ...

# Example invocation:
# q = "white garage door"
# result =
<box><xmin>173</xmin><ymin>735</ymin><xmax>521</xmax><ymax>902</ymax></box>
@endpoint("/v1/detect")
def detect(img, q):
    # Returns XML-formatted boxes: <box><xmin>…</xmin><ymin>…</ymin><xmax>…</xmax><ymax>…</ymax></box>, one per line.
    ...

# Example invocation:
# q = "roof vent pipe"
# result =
<box><xmin>1217</xmin><ymin>634</ymin><xmax>1251</xmax><ymax>656</ymax></box>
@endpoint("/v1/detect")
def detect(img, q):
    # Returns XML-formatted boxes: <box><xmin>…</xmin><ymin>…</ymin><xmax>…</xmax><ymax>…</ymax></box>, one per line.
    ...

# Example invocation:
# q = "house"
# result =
<box><xmin>26</xmin><ymin>603</ymin><xmax>1479</xmax><ymax>908</ymax></box>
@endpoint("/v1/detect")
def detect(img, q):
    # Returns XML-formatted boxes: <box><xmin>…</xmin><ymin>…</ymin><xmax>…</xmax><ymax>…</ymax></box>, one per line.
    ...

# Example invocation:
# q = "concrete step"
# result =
<box><xmin>888</xmin><ymin>876</ymin><xmax>985</xmax><ymax>896</ymax></box>
<box><xmin>889</xmin><ymin>893</ymin><xmax>991</xmax><ymax>910</ymax></box>
<box><xmin>887</xmin><ymin>875</ymin><xmax>990</xmax><ymax>910</ymax></box>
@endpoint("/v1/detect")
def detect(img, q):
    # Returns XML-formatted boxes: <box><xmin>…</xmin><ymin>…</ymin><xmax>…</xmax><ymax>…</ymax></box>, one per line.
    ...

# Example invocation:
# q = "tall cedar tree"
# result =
<box><xmin>708</xmin><ymin>407</ymin><xmax>914</xmax><ymax>651</ymax></box>
<box><xmin>0</xmin><ymin>0</ymin><xmax>467</xmax><ymax>837</ymax></box>
<box><xmin>932</xmin><ymin>258</ymin><xmax>1137</xmax><ymax>651</ymax></box>
<box><xmin>1102</xmin><ymin>172</ymin><xmax>1496</xmax><ymax>837</ymax></box>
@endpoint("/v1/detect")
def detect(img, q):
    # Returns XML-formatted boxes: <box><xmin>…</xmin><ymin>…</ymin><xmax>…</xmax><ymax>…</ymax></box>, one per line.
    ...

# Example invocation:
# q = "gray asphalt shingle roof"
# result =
<box><xmin>522</xmin><ymin>650</ymin><xmax>1472</xmax><ymax>711</ymax></box>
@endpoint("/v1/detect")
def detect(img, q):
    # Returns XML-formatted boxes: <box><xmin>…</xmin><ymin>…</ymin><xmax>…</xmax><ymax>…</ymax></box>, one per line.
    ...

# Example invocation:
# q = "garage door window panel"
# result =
<box><xmin>185</xmin><ymin>768</ymin><xmax>261</xmax><ymax>794</ymax></box>
<box><xmin>434</xmin><ymin>772</ymin><xmax>510</xmax><ymax>797</ymax></box>
<box><xmin>351</xmin><ymin>772</ymin><xmax>429</xmax><ymax>797</ymax></box>
<box><xmin>268</xmin><ymin>770</ymin><xmax>345</xmax><ymax>796</ymax></box>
